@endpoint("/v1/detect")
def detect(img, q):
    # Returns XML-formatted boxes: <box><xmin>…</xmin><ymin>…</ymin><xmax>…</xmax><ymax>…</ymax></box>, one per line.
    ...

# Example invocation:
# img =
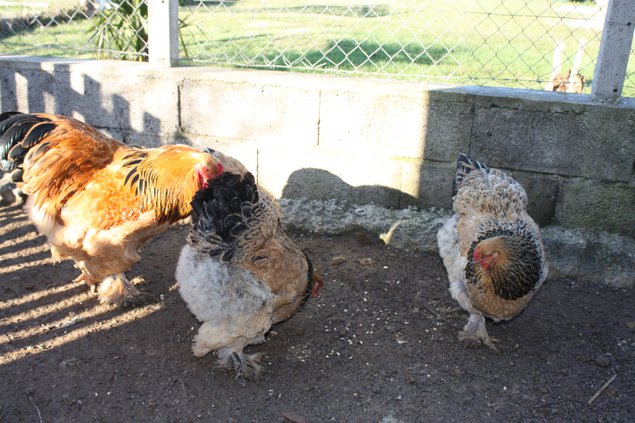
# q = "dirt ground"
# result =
<box><xmin>0</xmin><ymin>203</ymin><xmax>633</xmax><ymax>423</ymax></box>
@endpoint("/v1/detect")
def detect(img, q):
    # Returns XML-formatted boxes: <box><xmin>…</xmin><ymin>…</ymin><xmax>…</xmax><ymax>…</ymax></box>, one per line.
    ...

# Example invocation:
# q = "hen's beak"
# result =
<box><xmin>473</xmin><ymin>250</ymin><xmax>497</xmax><ymax>271</ymax></box>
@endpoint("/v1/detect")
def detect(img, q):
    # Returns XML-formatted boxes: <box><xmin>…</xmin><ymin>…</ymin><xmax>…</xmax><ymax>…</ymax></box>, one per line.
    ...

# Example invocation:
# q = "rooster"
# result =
<box><xmin>0</xmin><ymin>111</ymin><xmax>224</xmax><ymax>306</ymax></box>
<box><xmin>176</xmin><ymin>171</ymin><xmax>323</xmax><ymax>382</ymax></box>
<box><xmin>437</xmin><ymin>153</ymin><xmax>547</xmax><ymax>349</ymax></box>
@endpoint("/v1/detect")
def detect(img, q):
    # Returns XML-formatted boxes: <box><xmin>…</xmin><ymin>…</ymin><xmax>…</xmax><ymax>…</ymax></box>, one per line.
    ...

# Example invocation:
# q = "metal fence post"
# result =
<box><xmin>147</xmin><ymin>0</ymin><xmax>179</xmax><ymax>66</ymax></box>
<box><xmin>592</xmin><ymin>0</ymin><xmax>635</xmax><ymax>102</ymax></box>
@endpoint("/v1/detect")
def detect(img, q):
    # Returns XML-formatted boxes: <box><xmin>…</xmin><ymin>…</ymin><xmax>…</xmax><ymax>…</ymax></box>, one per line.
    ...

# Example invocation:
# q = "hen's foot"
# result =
<box><xmin>73</xmin><ymin>273</ymin><xmax>97</xmax><ymax>287</ymax></box>
<box><xmin>98</xmin><ymin>275</ymin><xmax>156</xmax><ymax>307</ymax></box>
<box><xmin>218</xmin><ymin>350</ymin><xmax>264</xmax><ymax>385</ymax></box>
<box><xmin>457</xmin><ymin>330</ymin><xmax>499</xmax><ymax>351</ymax></box>
<box><xmin>439</xmin><ymin>305</ymin><xmax>464</xmax><ymax>315</ymax></box>
<box><xmin>458</xmin><ymin>313</ymin><xmax>499</xmax><ymax>351</ymax></box>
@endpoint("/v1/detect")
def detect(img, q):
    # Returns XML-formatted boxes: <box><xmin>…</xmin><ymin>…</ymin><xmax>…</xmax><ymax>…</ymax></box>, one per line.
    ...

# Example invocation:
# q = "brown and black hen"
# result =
<box><xmin>437</xmin><ymin>153</ymin><xmax>548</xmax><ymax>349</ymax></box>
<box><xmin>175</xmin><ymin>171</ymin><xmax>322</xmax><ymax>382</ymax></box>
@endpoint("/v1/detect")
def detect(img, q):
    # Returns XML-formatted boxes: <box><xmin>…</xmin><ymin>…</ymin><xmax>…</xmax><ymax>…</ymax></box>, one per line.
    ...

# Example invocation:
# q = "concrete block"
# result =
<box><xmin>0</xmin><ymin>67</ymin><xmax>55</xmax><ymax>112</ymax></box>
<box><xmin>555</xmin><ymin>178</ymin><xmax>635</xmax><ymax>237</ymax></box>
<box><xmin>187</xmin><ymin>135</ymin><xmax>259</xmax><ymax>176</ymax></box>
<box><xmin>417</xmin><ymin>160</ymin><xmax>455</xmax><ymax>210</ymax></box>
<box><xmin>506</xmin><ymin>170</ymin><xmax>559</xmax><ymax>227</ymax></box>
<box><xmin>2</xmin><ymin>57</ymin><xmax>634</xmax><ymax>239</ymax></box>
<box><xmin>470</xmin><ymin>99</ymin><xmax>635</xmax><ymax>182</ymax></box>
<box><xmin>52</xmin><ymin>62</ymin><xmax>180</xmax><ymax>142</ymax></box>
<box><xmin>397</xmin><ymin>160</ymin><xmax>425</xmax><ymax>208</ymax></box>
<box><xmin>417</xmin><ymin>161</ymin><xmax>559</xmax><ymax>226</ymax></box>
<box><xmin>319</xmin><ymin>84</ymin><xmax>426</xmax><ymax>159</ymax></box>
<box><xmin>542</xmin><ymin>226</ymin><xmax>635</xmax><ymax>287</ymax></box>
<box><xmin>422</xmin><ymin>92</ymin><xmax>473</xmax><ymax>161</ymax></box>
<box><xmin>180</xmin><ymin>78</ymin><xmax>320</xmax><ymax>146</ymax></box>
<box><xmin>260</xmin><ymin>146</ymin><xmax>404</xmax><ymax>208</ymax></box>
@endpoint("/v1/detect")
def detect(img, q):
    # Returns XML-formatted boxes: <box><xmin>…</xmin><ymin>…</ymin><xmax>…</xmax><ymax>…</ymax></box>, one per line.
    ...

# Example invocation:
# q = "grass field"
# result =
<box><xmin>0</xmin><ymin>0</ymin><xmax>633</xmax><ymax>96</ymax></box>
<box><xmin>0</xmin><ymin>0</ymin><xmax>83</xmax><ymax>17</ymax></box>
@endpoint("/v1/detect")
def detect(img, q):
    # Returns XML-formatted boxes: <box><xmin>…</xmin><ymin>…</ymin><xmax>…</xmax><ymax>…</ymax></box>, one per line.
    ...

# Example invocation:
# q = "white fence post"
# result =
<box><xmin>147</xmin><ymin>0</ymin><xmax>179</xmax><ymax>66</ymax></box>
<box><xmin>592</xmin><ymin>0</ymin><xmax>635</xmax><ymax>102</ymax></box>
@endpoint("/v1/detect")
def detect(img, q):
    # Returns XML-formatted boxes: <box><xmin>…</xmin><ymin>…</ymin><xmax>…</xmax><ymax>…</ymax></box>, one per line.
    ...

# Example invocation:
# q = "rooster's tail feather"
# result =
<box><xmin>0</xmin><ymin>112</ymin><xmax>55</xmax><ymax>181</ymax></box>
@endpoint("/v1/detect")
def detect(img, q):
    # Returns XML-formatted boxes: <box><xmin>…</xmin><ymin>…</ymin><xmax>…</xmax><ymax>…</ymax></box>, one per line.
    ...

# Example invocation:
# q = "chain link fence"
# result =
<box><xmin>1</xmin><ymin>0</ymin><xmax>633</xmax><ymax>96</ymax></box>
<box><xmin>0</xmin><ymin>0</ymin><xmax>148</xmax><ymax>60</ymax></box>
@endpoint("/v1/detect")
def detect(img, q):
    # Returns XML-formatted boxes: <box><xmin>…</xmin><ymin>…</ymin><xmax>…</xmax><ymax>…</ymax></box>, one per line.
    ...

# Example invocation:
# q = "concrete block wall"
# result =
<box><xmin>1</xmin><ymin>56</ymin><xmax>634</xmax><ymax>237</ymax></box>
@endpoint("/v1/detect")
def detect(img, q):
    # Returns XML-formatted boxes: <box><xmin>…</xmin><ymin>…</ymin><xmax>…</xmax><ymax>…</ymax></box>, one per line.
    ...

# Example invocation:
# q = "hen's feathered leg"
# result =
<box><xmin>458</xmin><ymin>313</ymin><xmax>498</xmax><ymax>350</ymax></box>
<box><xmin>193</xmin><ymin>322</ymin><xmax>265</xmax><ymax>384</ymax></box>
<box><xmin>450</xmin><ymin>280</ymin><xmax>498</xmax><ymax>350</ymax></box>
<box><xmin>97</xmin><ymin>274</ymin><xmax>154</xmax><ymax>307</ymax></box>
<box><xmin>217</xmin><ymin>349</ymin><xmax>264</xmax><ymax>386</ymax></box>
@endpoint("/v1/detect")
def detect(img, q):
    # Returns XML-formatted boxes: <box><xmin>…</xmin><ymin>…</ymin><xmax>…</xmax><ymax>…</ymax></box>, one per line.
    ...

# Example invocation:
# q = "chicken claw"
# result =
<box><xmin>97</xmin><ymin>275</ymin><xmax>155</xmax><ymax>307</ymax></box>
<box><xmin>458</xmin><ymin>313</ymin><xmax>499</xmax><ymax>351</ymax></box>
<box><xmin>217</xmin><ymin>350</ymin><xmax>264</xmax><ymax>386</ymax></box>
<box><xmin>458</xmin><ymin>332</ymin><xmax>499</xmax><ymax>351</ymax></box>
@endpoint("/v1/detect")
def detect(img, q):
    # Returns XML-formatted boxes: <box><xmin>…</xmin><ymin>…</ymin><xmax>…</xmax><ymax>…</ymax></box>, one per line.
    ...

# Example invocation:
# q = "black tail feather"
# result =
<box><xmin>10</xmin><ymin>168</ymin><xmax>23</xmax><ymax>183</ymax></box>
<box><xmin>22</xmin><ymin>122</ymin><xmax>56</xmax><ymax>148</ymax></box>
<box><xmin>0</xmin><ymin>112</ymin><xmax>54</xmax><ymax>181</ymax></box>
<box><xmin>0</xmin><ymin>112</ymin><xmax>24</xmax><ymax>134</ymax></box>
<box><xmin>189</xmin><ymin>172</ymin><xmax>261</xmax><ymax>261</ymax></box>
<box><xmin>452</xmin><ymin>153</ymin><xmax>490</xmax><ymax>196</ymax></box>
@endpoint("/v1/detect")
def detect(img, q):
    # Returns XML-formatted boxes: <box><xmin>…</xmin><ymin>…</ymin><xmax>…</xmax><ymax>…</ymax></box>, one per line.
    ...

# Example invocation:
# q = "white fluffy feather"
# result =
<box><xmin>437</xmin><ymin>214</ymin><xmax>475</xmax><ymax>313</ymax></box>
<box><xmin>176</xmin><ymin>244</ymin><xmax>274</xmax><ymax>364</ymax></box>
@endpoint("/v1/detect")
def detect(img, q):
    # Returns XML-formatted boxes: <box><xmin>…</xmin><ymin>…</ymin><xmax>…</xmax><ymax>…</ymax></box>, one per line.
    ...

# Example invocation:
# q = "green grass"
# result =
<box><xmin>177</xmin><ymin>0</ymin><xmax>610</xmax><ymax>91</ymax></box>
<box><xmin>1</xmin><ymin>0</ymin><xmax>633</xmax><ymax>96</ymax></box>
<box><xmin>0</xmin><ymin>0</ymin><xmax>85</xmax><ymax>18</ymax></box>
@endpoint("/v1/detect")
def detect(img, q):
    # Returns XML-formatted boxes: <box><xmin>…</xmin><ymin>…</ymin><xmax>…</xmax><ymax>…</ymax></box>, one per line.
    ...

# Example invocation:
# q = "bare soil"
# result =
<box><xmin>0</xmin><ymin>204</ymin><xmax>633</xmax><ymax>423</ymax></box>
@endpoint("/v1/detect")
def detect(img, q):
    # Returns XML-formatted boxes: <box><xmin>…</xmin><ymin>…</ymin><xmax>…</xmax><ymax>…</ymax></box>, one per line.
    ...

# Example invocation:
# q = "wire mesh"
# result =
<box><xmin>0</xmin><ymin>0</ymin><xmax>633</xmax><ymax>96</ymax></box>
<box><xmin>178</xmin><ymin>0</ymin><xmax>620</xmax><ymax>94</ymax></box>
<box><xmin>0</xmin><ymin>0</ymin><xmax>149</xmax><ymax>61</ymax></box>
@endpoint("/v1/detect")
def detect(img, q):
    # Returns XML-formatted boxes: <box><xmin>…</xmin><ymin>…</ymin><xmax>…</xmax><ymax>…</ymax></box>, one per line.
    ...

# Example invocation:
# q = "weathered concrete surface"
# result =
<box><xmin>1</xmin><ymin>174</ymin><xmax>631</xmax><ymax>287</ymax></box>
<box><xmin>280</xmin><ymin>198</ymin><xmax>635</xmax><ymax>288</ymax></box>
<box><xmin>469</xmin><ymin>91</ymin><xmax>635</xmax><ymax>182</ymax></box>
<box><xmin>555</xmin><ymin>178</ymin><xmax>635</xmax><ymax>237</ymax></box>
<box><xmin>1</xmin><ymin>56</ymin><xmax>634</xmax><ymax>236</ymax></box>
<box><xmin>541</xmin><ymin>226</ymin><xmax>635</xmax><ymax>288</ymax></box>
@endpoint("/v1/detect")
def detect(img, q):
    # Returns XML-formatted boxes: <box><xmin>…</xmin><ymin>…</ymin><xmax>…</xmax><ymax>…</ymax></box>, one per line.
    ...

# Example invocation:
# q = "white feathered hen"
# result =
<box><xmin>176</xmin><ymin>171</ymin><xmax>322</xmax><ymax>382</ymax></box>
<box><xmin>437</xmin><ymin>154</ymin><xmax>548</xmax><ymax>349</ymax></box>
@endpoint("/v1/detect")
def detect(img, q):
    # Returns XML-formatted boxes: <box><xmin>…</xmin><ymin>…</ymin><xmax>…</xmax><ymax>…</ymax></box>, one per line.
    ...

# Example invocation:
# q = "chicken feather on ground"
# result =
<box><xmin>176</xmin><ymin>171</ymin><xmax>323</xmax><ymax>383</ymax></box>
<box><xmin>437</xmin><ymin>153</ymin><xmax>548</xmax><ymax>349</ymax></box>
<box><xmin>0</xmin><ymin>112</ymin><xmax>224</xmax><ymax>306</ymax></box>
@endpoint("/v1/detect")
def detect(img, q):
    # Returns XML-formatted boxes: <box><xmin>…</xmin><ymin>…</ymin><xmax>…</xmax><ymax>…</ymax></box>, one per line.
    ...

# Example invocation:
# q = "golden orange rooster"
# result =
<box><xmin>437</xmin><ymin>153</ymin><xmax>547</xmax><ymax>349</ymax></box>
<box><xmin>0</xmin><ymin>111</ymin><xmax>224</xmax><ymax>306</ymax></box>
<box><xmin>176</xmin><ymin>171</ymin><xmax>323</xmax><ymax>383</ymax></box>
